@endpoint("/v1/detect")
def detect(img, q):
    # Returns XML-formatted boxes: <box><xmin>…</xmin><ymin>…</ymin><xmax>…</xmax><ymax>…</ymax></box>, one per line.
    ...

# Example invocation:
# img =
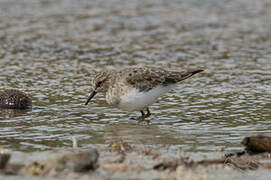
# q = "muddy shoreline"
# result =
<box><xmin>1</xmin><ymin>139</ymin><xmax>271</xmax><ymax>180</ymax></box>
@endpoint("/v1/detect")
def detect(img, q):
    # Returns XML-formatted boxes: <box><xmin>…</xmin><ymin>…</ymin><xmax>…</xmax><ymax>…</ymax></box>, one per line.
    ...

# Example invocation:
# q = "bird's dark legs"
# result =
<box><xmin>140</xmin><ymin>110</ymin><xmax>145</xmax><ymax>117</ymax></box>
<box><xmin>146</xmin><ymin>108</ymin><xmax>151</xmax><ymax>117</ymax></box>
<box><xmin>138</xmin><ymin>108</ymin><xmax>151</xmax><ymax>121</ymax></box>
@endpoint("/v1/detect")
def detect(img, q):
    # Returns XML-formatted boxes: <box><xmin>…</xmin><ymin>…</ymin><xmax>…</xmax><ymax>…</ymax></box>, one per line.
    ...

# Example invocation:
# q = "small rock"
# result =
<box><xmin>224</xmin><ymin>157</ymin><xmax>260</xmax><ymax>170</ymax></box>
<box><xmin>242</xmin><ymin>135</ymin><xmax>271</xmax><ymax>154</ymax></box>
<box><xmin>0</xmin><ymin>148</ymin><xmax>11</xmax><ymax>169</ymax></box>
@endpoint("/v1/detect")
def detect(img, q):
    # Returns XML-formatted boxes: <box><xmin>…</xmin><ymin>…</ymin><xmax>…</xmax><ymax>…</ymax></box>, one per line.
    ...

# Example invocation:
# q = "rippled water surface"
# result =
<box><xmin>0</xmin><ymin>0</ymin><xmax>270</xmax><ymax>152</ymax></box>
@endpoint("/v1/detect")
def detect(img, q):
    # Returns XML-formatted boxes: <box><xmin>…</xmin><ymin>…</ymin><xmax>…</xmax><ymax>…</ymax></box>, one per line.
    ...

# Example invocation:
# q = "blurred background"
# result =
<box><xmin>0</xmin><ymin>0</ymin><xmax>270</xmax><ymax>152</ymax></box>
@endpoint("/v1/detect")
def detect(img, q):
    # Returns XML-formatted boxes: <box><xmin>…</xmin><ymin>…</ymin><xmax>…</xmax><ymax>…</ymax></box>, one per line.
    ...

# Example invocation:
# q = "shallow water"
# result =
<box><xmin>0</xmin><ymin>0</ymin><xmax>270</xmax><ymax>152</ymax></box>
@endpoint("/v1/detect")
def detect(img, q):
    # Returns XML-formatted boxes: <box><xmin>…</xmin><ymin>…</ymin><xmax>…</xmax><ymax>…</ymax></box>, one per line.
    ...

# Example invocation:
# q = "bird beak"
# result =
<box><xmin>85</xmin><ymin>91</ymin><xmax>97</xmax><ymax>105</ymax></box>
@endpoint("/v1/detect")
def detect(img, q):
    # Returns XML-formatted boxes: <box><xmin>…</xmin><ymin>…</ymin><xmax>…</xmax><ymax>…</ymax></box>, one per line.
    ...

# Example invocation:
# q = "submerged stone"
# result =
<box><xmin>0</xmin><ymin>89</ymin><xmax>32</xmax><ymax>109</ymax></box>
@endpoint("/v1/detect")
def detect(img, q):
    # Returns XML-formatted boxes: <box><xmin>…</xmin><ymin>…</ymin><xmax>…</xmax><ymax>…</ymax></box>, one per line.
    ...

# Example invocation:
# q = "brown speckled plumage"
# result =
<box><xmin>86</xmin><ymin>67</ymin><xmax>203</xmax><ymax>119</ymax></box>
<box><xmin>0</xmin><ymin>89</ymin><xmax>32</xmax><ymax>109</ymax></box>
<box><xmin>123</xmin><ymin>68</ymin><xmax>203</xmax><ymax>91</ymax></box>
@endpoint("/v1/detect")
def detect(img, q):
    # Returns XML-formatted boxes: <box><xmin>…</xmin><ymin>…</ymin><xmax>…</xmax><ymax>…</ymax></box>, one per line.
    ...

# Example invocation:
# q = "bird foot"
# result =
<box><xmin>130</xmin><ymin>108</ymin><xmax>151</xmax><ymax>122</ymax></box>
<box><xmin>130</xmin><ymin>115</ymin><xmax>149</xmax><ymax>121</ymax></box>
<box><xmin>139</xmin><ymin>113</ymin><xmax>151</xmax><ymax>121</ymax></box>
<box><xmin>137</xmin><ymin>111</ymin><xmax>151</xmax><ymax>121</ymax></box>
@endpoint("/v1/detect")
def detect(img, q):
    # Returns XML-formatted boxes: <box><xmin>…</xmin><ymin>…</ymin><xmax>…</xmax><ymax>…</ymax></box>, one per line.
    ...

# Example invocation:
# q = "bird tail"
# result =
<box><xmin>179</xmin><ymin>69</ymin><xmax>204</xmax><ymax>81</ymax></box>
<box><xmin>165</xmin><ymin>69</ymin><xmax>204</xmax><ymax>84</ymax></box>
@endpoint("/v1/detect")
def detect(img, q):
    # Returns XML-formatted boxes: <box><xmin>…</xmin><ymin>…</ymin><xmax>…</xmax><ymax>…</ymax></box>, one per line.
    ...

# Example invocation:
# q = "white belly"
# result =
<box><xmin>118</xmin><ymin>85</ymin><xmax>175</xmax><ymax>111</ymax></box>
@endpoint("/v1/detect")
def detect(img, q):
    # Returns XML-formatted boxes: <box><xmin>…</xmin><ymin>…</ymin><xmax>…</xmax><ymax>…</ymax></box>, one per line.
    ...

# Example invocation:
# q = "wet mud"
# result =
<box><xmin>1</xmin><ymin>138</ymin><xmax>271</xmax><ymax>180</ymax></box>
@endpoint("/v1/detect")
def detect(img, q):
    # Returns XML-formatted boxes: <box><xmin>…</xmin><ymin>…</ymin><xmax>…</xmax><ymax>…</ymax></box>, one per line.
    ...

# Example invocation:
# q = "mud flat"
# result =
<box><xmin>1</xmin><ymin>139</ymin><xmax>271</xmax><ymax>180</ymax></box>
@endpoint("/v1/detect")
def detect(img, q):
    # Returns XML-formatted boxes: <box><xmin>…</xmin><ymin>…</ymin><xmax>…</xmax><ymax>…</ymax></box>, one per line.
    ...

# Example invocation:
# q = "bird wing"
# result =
<box><xmin>125</xmin><ymin>68</ymin><xmax>166</xmax><ymax>91</ymax></box>
<box><xmin>124</xmin><ymin>68</ymin><xmax>203</xmax><ymax>92</ymax></box>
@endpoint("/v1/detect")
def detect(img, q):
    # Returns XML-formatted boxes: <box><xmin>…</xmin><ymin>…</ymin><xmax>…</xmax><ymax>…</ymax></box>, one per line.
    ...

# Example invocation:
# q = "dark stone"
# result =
<box><xmin>241</xmin><ymin>134</ymin><xmax>271</xmax><ymax>154</ymax></box>
<box><xmin>0</xmin><ymin>149</ymin><xmax>11</xmax><ymax>169</ymax></box>
<box><xmin>0</xmin><ymin>89</ymin><xmax>32</xmax><ymax>109</ymax></box>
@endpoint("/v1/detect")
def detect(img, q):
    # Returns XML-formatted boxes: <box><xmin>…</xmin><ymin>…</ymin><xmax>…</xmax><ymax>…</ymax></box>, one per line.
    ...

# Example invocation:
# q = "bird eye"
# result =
<box><xmin>97</xmin><ymin>81</ymin><xmax>103</xmax><ymax>87</ymax></box>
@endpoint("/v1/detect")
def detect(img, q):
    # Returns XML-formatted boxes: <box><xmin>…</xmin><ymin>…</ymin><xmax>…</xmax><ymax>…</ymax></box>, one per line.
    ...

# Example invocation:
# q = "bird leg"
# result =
<box><xmin>146</xmin><ymin>108</ymin><xmax>151</xmax><ymax>117</ymax></box>
<box><xmin>138</xmin><ymin>108</ymin><xmax>151</xmax><ymax>121</ymax></box>
<box><xmin>140</xmin><ymin>110</ymin><xmax>145</xmax><ymax>116</ymax></box>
